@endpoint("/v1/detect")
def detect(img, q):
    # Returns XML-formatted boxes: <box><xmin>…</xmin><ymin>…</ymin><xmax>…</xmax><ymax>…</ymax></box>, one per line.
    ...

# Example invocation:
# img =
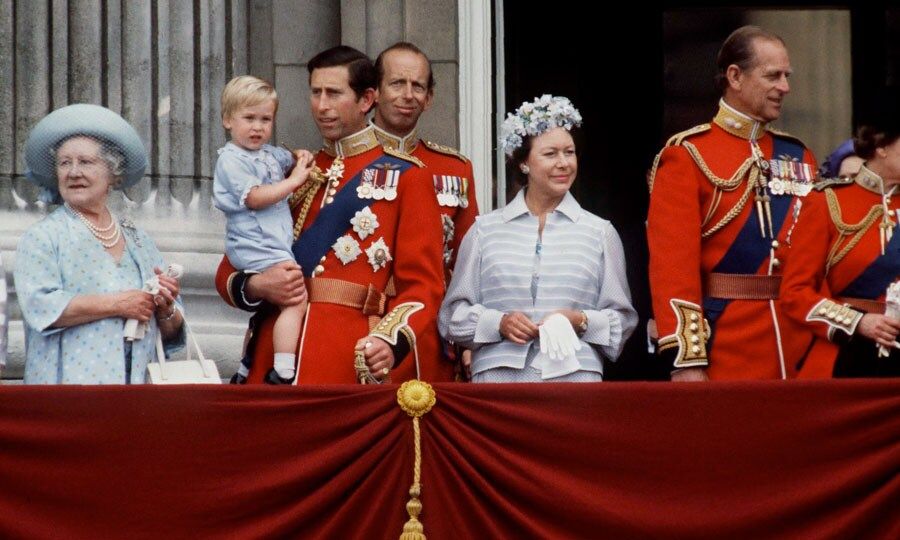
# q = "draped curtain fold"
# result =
<box><xmin>0</xmin><ymin>381</ymin><xmax>897</xmax><ymax>539</ymax></box>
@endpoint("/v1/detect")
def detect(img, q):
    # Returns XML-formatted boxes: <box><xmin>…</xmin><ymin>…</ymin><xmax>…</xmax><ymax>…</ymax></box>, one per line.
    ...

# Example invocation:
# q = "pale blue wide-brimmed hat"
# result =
<box><xmin>24</xmin><ymin>103</ymin><xmax>148</xmax><ymax>194</ymax></box>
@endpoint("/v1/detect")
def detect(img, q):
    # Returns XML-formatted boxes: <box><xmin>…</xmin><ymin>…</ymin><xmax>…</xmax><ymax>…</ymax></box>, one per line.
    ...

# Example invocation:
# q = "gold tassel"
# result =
<box><xmin>397</xmin><ymin>380</ymin><xmax>437</xmax><ymax>540</ymax></box>
<box><xmin>755</xmin><ymin>193</ymin><xmax>766</xmax><ymax>237</ymax></box>
<box><xmin>763</xmin><ymin>194</ymin><xmax>774</xmax><ymax>238</ymax></box>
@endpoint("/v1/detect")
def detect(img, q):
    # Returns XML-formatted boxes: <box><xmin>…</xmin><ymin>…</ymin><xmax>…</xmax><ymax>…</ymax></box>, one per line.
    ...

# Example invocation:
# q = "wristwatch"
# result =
<box><xmin>576</xmin><ymin>311</ymin><xmax>588</xmax><ymax>335</ymax></box>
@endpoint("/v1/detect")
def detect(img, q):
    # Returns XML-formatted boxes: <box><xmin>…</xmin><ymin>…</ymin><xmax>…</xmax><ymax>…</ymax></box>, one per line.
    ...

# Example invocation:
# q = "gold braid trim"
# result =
<box><xmin>289</xmin><ymin>167</ymin><xmax>326</xmax><ymax>241</ymax></box>
<box><xmin>824</xmin><ymin>188</ymin><xmax>883</xmax><ymax>273</ymax></box>
<box><xmin>701</xmin><ymin>167</ymin><xmax>759</xmax><ymax>239</ymax></box>
<box><xmin>647</xmin><ymin>150</ymin><xmax>663</xmax><ymax>194</ymax></box>
<box><xmin>680</xmin><ymin>141</ymin><xmax>760</xmax><ymax>238</ymax></box>
<box><xmin>683</xmin><ymin>141</ymin><xmax>755</xmax><ymax>190</ymax></box>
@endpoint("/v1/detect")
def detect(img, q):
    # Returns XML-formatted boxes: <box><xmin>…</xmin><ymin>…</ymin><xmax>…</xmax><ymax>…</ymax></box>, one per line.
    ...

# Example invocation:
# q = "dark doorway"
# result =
<box><xmin>502</xmin><ymin>1</ymin><xmax>666</xmax><ymax>380</ymax></box>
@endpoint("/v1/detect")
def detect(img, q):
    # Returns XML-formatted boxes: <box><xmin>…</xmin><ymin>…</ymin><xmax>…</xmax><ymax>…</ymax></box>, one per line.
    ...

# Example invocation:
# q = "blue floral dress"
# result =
<box><xmin>14</xmin><ymin>206</ymin><xmax>185</xmax><ymax>384</ymax></box>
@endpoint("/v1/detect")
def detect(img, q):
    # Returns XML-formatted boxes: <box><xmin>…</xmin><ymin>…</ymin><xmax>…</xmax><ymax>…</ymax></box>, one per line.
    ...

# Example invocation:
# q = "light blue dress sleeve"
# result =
<box><xmin>213</xmin><ymin>150</ymin><xmax>263</xmax><ymax>214</ymax></box>
<box><xmin>581</xmin><ymin>222</ymin><xmax>638</xmax><ymax>361</ymax></box>
<box><xmin>266</xmin><ymin>145</ymin><xmax>295</xmax><ymax>173</ymax></box>
<box><xmin>438</xmin><ymin>221</ymin><xmax>505</xmax><ymax>348</ymax></box>
<box><xmin>14</xmin><ymin>223</ymin><xmax>76</xmax><ymax>336</ymax></box>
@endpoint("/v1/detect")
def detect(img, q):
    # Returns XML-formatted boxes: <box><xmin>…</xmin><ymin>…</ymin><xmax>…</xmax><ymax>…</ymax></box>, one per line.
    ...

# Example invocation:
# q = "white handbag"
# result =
<box><xmin>146</xmin><ymin>322</ymin><xmax>222</xmax><ymax>384</ymax></box>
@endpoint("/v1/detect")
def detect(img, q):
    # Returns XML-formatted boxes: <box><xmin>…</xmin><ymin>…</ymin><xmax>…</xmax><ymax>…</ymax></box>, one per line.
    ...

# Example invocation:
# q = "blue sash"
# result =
<box><xmin>702</xmin><ymin>136</ymin><xmax>804</xmax><ymax>338</ymax></box>
<box><xmin>292</xmin><ymin>154</ymin><xmax>412</xmax><ymax>277</ymax></box>
<box><xmin>838</xmin><ymin>227</ymin><xmax>900</xmax><ymax>299</ymax></box>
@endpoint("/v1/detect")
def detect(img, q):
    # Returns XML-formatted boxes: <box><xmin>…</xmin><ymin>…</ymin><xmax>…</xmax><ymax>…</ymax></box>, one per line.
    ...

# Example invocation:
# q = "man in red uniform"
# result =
<box><xmin>369</xmin><ymin>42</ymin><xmax>480</xmax><ymax>380</ymax></box>
<box><xmin>647</xmin><ymin>26</ymin><xmax>817</xmax><ymax>381</ymax></box>
<box><xmin>216</xmin><ymin>46</ymin><xmax>445</xmax><ymax>384</ymax></box>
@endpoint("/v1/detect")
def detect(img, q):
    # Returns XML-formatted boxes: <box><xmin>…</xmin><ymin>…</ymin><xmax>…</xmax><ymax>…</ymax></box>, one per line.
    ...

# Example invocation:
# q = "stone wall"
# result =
<box><xmin>0</xmin><ymin>0</ymin><xmax>462</xmax><ymax>380</ymax></box>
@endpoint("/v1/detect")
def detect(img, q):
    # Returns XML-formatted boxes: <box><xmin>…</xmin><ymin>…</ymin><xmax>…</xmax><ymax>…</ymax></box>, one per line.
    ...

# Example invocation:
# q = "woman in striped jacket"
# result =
<box><xmin>439</xmin><ymin>95</ymin><xmax>637</xmax><ymax>383</ymax></box>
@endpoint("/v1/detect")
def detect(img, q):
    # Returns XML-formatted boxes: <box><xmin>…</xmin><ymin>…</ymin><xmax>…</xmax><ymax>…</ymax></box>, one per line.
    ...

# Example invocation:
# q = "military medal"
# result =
<box><xmin>365</xmin><ymin>237</ymin><xmax>392</xmax><ymax>272</ymax></box>
<box><xmin>350</xmin><ymin>207</ymin><xmax>379</xmax><ymax>239</ymax></box>
<box><xmin>767</xmin><ymin>158</ymin><xmax>812</xmax><ymax>198</ymax></box>
<box><xmin>442</xmin><ymin>214</ymin><xmax>455</xmax><ymax>265</ymax></box>
<box><xmin>357</xmin><ymin>169</ymin><xmax>376</xmax><ymax>199</ymax></box>
<box><xmin>435</xmin><ymin>175</ymin><xmax>463</xmax><ymax>207</ymax></box>
<box><xmin>325</xmin><ymin>157</ymin><xmax>345</xmax><ymax>183</ymax></box>
<box><xmin>332</xmin><ymin>235</ymin><xmax>362</xmax><ymax>265</ymax></box>
<box><xmin>384</xmin><ymin>169</ymin><xmax>399</xmax><ymax>201</ymax></box>
<box><xmin>458</xmin><ymin>178</ymin><xmax>469</xmax><ymax>208</ymax></box>
<box><xmin>372</xmin><ymin>168</ymin><xmax>386</xmax><ymax>200</ymax></box>
<box><xmin>434</xmin><ymin>176</ymin><xmax>447</xmax><ymax>206</ymax></box>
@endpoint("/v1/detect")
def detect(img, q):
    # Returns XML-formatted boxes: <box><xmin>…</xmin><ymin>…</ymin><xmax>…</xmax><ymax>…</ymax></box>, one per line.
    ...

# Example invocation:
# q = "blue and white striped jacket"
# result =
<box><xmin>439</xmin><ymin>190</ymin><xmax>637</xmax><ymax>377</ymax></box>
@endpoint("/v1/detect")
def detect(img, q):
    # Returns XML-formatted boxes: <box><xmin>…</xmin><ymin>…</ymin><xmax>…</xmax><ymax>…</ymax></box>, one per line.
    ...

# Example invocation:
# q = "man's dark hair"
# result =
<box><xmin>714</xmin><ymin>26</ymin><xmax>785</xmax><ymax>94</ymax></box>
<box><xmin>374</xmin><ymin>42</ymin><xmax>435</xmax><ymax>91</ymax></box>
<box><xmin>307</xmin><ymin>45</ymin><xmax>376</xmax><ymax>98</ymax></box>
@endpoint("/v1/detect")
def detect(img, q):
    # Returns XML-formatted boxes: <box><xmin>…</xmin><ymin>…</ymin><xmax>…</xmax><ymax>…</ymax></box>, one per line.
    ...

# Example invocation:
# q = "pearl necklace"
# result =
<box><xmin>66</xmin><ymin>203</ymin><xmax>121</xmax><ymax>248</ymax></box>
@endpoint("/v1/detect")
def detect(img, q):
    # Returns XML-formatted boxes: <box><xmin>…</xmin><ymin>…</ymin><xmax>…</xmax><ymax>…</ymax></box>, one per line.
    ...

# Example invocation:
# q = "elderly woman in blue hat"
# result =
<box><xmin>14</xmin><ymin>104</ymin><xmax>185</xmax><ymax>384</ymax></box>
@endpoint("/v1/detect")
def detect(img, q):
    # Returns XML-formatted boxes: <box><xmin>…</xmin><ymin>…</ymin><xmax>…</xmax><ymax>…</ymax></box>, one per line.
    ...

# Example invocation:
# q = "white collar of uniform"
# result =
<box><xmin>369</xmin><ymin>120</ymin><xmax>419</xmax><ymax>154</ymax></box>
<box><xmin>501</xmin><ymin>189</ymin><xmax>582</xmax><ymax>223</ymax></box>
<box><xmin>714</xmin><ymin>99</ymin><xmax>768</xmax><ymax>141</ymax></box>
<box><xmin>322</xmin><ymin>125</ymin><xmax>380</xmax><ymax>158</ymax></box>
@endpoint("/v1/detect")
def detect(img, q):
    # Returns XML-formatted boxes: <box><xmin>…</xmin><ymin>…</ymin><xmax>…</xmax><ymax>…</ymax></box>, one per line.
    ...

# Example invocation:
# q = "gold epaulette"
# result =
<box><xmin>814</xmin><ymin>176</ymin><xmax>853</xmax><ymax>191</ymax></box>
<box><xmin>423</xmin><ymin>140</ymin><xmax>470</xmax><ymax>163</ymax></box>
<box><xmin>649</xmin><ymin>124</ymin><xmax>710</xmax><ymax>193</ymax></box>
<box><xmin>383</xmin><ymin>145</ymin><xmax>425</xmax><ymax>167</ymax></box>
<box><xmin>768</xmin><ymin>128</ymin><xmax>807</xmax><ymax>148</ymax></box>
<box><xmin>664</xmin><ymin>124</ymin><xmax>711</xmax><ymax>147</ymax></box>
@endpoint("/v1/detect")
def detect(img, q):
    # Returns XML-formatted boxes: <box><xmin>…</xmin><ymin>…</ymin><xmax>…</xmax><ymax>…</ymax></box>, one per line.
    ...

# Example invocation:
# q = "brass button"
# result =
<box><xmin>325</xmin><ymin>196</ymin><xmax>334</xmax><ymax>204</ymax></box>
<box><xmin>690</xmin><ymin>335</ymin><xmax>700</xmax><ymax>344</ymax></box>
<box><xmin>771</xmin><ymin>240</ymin><xmax>780</xmax><ymax>249</ymax></box>
<box><xmin>689</xmin><ymin>323</ymin><xmax>699</xmax><ymax>332</ymax></box>
<box><xmin>314</xmin><ymin>264</ymin><xmax>325</xmax><ymax>274</ymax></box>
<box><xmin>320</xmin><ymin>256</ymin><xmax>327</xmax><ymax>263</ymax></box>
<box><xmin>690</xmin><ymin>314</ymin><xmax>699</xmax><ymax>322</ymax></box>
<box><xmin>691</xmin><ymin>345</ymin><xmax>701</xmax><ymax>354</ymax></box>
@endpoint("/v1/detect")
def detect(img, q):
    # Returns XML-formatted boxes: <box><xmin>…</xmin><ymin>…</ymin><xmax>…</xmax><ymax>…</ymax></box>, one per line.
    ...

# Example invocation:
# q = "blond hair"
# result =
<box><xmin>221</xmin><ymin>75</ymin><xmax>278</xmax><ymax>121</ymax></box>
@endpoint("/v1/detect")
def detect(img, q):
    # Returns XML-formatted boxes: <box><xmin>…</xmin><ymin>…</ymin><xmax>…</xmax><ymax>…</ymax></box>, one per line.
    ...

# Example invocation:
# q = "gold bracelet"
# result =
<box><xmin>576</xmin><ymin>310</ymin><xmax>588</xmax><ymax>335</ymax></box>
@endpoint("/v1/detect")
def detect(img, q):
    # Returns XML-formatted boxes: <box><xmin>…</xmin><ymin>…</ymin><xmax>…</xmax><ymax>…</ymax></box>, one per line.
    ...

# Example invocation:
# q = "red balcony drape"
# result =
<box><xmin>0</xmin><ymin>380</ymin><xmax>897</xmax><ymax>539</ymax></box>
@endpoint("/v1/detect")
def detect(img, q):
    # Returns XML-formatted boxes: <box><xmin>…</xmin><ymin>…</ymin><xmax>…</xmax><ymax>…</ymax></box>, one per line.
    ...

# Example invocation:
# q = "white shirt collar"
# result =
<box><xmin>501</xmin><ymin>189</ymin><xmax>582</xmax><ymax>223</ymax></box>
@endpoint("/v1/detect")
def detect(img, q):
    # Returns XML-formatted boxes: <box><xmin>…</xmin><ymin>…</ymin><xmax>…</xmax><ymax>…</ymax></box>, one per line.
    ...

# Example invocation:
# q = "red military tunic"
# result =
<box><xmin>372</xmin><ymin>123</ymin><xmax>480</xmax><ymax>381</ymax></box>
<box><xmin>215</xmin><ymin>126</ymin><xmax>446</xmax><ymax>384</ymax></box>
<box><xmin>780</xmin><ymin>165</ymin><xmax>900</xmax><ymax>378</ymax></box>
<box><xmin>648</xmin><ymin>101</ymin><xmax>817</xmax><ymax>379</ymax></box>
<box><xmin>371</xmin><ymin>123</ymin><xmax>480</xmax><ymax>278</ymax></box>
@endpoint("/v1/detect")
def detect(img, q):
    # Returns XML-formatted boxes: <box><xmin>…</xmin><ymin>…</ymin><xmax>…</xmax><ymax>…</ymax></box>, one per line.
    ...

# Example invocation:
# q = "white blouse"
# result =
<box><xmin>439</xmin><ymin>190</ymin><xmax>637</xmax><ymax>377</ymax></box>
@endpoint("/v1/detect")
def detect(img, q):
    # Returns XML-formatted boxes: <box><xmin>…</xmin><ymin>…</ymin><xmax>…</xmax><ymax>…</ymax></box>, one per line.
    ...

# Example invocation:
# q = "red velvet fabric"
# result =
<box><xmin>0</xmin><ymin>381</ymin><xmax>897</xmax><ymax>539</ymax></box>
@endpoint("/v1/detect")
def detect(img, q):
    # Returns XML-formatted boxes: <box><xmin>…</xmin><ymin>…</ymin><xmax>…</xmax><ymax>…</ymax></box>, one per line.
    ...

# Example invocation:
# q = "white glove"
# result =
<box><xmin>166</xmin><ymin>263</ymin><xmax>184</xmax><ymax>280</ymax></box>
<box><xmin>124</xmin><ymin>263</ymin><xmax>183</xmax><ymax>341</ymax></box>
<box><xmin>534</xmin><ymin>313</ymin><xmax>582</xmax><ymax>379</ymax></box>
